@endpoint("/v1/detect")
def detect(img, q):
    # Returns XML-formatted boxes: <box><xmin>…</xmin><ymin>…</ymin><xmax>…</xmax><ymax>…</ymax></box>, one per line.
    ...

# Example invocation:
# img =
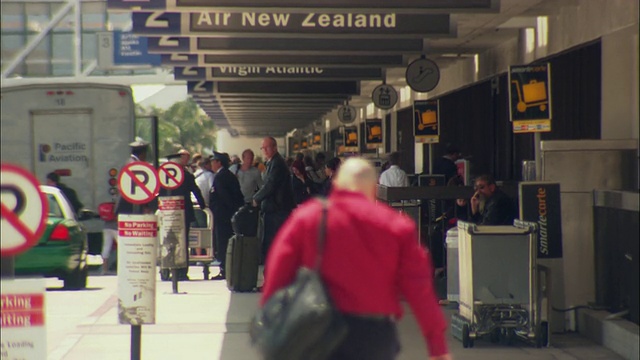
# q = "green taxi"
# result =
<box><xmin>14</xmin><ymin>185</ymin><xmax>89</xmax><ymax>289</ymax></box>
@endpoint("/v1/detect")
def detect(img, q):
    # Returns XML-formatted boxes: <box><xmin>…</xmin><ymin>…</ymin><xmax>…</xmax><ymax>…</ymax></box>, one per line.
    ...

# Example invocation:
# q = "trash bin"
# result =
<box><xmin>446</xmin><ymin>227</ymin><xmax>459</xmax><ymax>302</ymax></box>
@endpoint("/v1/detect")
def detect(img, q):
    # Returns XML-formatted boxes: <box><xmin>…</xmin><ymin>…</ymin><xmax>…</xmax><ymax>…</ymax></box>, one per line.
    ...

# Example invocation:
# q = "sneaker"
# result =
<box><xmin>210</xmin><ymin>273</ymin><xmax>225</xmax><ymax>281</ymax></box>
<box><xmin>212</xmin><ymin>259</ymin><xmax>221</xmax><ymax>266</ymax></box>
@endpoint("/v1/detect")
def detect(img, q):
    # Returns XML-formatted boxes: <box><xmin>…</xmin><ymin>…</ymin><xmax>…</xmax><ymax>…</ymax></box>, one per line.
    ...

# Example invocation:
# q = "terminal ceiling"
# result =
<box><xmin>108</xmin><ymin>0</ymin><xmax>558</xmax><ymax>137</ymax></box>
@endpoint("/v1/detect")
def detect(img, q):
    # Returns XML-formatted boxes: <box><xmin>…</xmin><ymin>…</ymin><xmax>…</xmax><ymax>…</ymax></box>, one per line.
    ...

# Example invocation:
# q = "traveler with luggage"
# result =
<box><xmin>209</xmin><ymin>152</ymin><xmax>245</xmax><ymax>280</ymax></box>
<box><xmin>260</xmin><ymin>158</ymin><xmax>451</xmax><ymax>360</ymax></box>
<box><xmin>252</xmin><ymin>137</ymin><xmax>295</xmax><ymax>267</ymax></box>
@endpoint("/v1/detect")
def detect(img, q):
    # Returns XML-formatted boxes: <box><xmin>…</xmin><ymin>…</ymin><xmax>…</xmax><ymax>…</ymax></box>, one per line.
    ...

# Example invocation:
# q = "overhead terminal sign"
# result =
<box><xmin>147</xmin><ymin>36</ymin><xmax>191</xmax><ymax>53</ymax></box>
<box><xmin>108</xmin><ymin>0</ymin><xmax>498</xmax><ymax>13</ymax></box>
<box><xmin>132</xmin><ymin>11</ymin><xmax>453</xmax><ymax>37</ymax></box>
<box><xmin>113</xmin><ymin>31</ymin><xmax>162</xmax><ymax>66</ymax></box>
<box><xmin>372</xmin><ymin>84</ymin><xmax>398</xmax><ymax>110</ymax></box>
<box><xmin>162</xmin><ymin>53</ymin><xmax>403</xmax><ymax>67</ymax></box>
<box><xmin>188</xmin><ymin>80</ymin><xmax>360</xmax><ymax>96</ymax></box>
<box><xmin>148</xmin><ymin>37</ymin><xmax>424</xmax><ymax>54</ymax></box>
<box><xmin>187</xmin><ymin>80</ymin><xmax>215</xmax><ymax>95</ymax></box>
<box><xmin>406</xmin><ymin>58</ymin><xmax>440</xmax><ymax>93</ymax></box>
<box><xmin>174</xmin><ymin>66</ymin><xmax>383</xmax><ymax>80</ymax></box>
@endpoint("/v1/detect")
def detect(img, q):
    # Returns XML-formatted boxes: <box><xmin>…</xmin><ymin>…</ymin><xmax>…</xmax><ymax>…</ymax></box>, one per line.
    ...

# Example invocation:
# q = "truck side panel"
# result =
<box><xmin>1</xmin><ymin>84</ymin><xmax>135</xmax><ymax>212</ymax></box>
<box><xmin>32</xmin><ymin>111</ymin><xmax>93</xmax><ymax>208</ymax></box>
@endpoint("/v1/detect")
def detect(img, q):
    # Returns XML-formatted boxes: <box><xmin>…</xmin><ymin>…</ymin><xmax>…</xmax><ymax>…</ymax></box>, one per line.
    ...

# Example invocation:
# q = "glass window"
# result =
<box><xmin>52</xmin><ymin>33</ymin><xmax>72</xmax><ymax>60</ymax></box>
<box><xmin>82</xmin><ymin>33</ymin><xmax>97</xmax><ymax>62</ymax></box>
<box><xmin>52</xmin><ymin>61</ymin><xmax>73</xmax><ymax>76</ymax></box>
<box><xmin>25</xmin><ymin>3</ymin><xmax>50</xmax><ymax>33</ymax></box>
<box><xmin>1</xmin><ymin>34</ymin><xmax>24</xmax><ymax>52</ymax></box>
<box><xmin>1</xmin><ymin>3</ymin><xmax>25</xmax><ymax>32</ymax></box>
<box><xmin>106</xmin><ymin>12</ymin><xmax>131</xmax><ymax>31</ymax></box>
<box><xmin>54</xmin><ymin>12</ymin><xmax>76</xmax><ymax>31</ymax></box>
<box><xmin>47</xmin><ymin>194</ymin><xmax>64</xmax><ymax>218</ymax></box>
<box><xmin>82</xmin><ymin>2</ymin><xmax>106</xmax><ymax>31</ymax></box>
<box><xmin>26</xmin><ymin>36</ymin><xmax>51</xmax><ymax>76</ymax></box>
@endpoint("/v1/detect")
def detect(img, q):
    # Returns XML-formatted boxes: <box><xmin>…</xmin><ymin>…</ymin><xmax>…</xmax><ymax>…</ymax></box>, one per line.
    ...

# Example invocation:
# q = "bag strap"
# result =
<box><xmin>314</xmin><ymin>198</ymin><xmax>329</xmax><ymax>271</ymax></box>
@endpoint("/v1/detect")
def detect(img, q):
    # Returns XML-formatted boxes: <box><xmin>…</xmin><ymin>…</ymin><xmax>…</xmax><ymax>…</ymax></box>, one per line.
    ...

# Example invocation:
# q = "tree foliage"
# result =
<box><xmin>135</xmin><ymin>99</ymin><xmax>216</xmax><ymax>157</ymax></box>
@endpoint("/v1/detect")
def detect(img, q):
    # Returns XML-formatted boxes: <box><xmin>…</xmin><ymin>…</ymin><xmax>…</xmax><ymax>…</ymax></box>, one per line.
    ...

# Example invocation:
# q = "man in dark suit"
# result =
<box><xmin>252</xmin><ymin>137</ymin><xmax>295</xmax><ymax>264</ymax></box>
<box><xmin>209</xmin><ymin>152</ymin><xmax>244</xmax><ymax>280</ymax></box>
<box><xmin>161</xmin><ymin>150</ymin><xmax>206</xmax><ymax>281</ymax></box>
<box><xmin>432</xmin><ymin>143</ymin><xmax>462</xmax><ymax>183</ymax></box>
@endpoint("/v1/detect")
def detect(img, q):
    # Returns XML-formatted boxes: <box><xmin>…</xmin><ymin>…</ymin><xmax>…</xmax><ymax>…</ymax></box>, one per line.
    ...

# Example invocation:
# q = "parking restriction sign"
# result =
<box><xmin>158</xmin><ymin>162</ymin><xmax>184</xmax><ymax>190</ymax></box>
<box><xmin>118</xmin><ymin>162</ymin><xmax>159</xmax><ymax>205</ymax></box>
<box><xmin>0</xmin><ymin>163</ymin><xmax>49</xmax><ymax>256</ymax></box>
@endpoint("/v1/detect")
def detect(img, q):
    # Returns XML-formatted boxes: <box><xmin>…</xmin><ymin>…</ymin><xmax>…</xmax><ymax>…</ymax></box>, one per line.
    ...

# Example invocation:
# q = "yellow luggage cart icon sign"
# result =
<box><xmin>368</xmin><ymin>125</ymin><xmax>382</xmax><ymax>141</ymax></box>
<box><xmin>512</xmin><ymin>79</ymin><xmax>548</xmax><ymax>113</ymax></box>
<box><xmin>313</xmin><ymin>134</ymin><xmax>321</xmax><ymax>143</ymax></box>
<box><xmin>347</xmin><ymin>132</ymin><xmax>357</xmax><ymax>144</ymax></box>
<box><xmin>415</xmin><ymin>109</ymin><xmax>437</xmax><ymax>130</ymax></box>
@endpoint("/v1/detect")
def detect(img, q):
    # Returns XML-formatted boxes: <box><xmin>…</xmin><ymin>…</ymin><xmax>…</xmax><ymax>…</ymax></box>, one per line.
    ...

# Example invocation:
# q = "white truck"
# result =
<box><xmin>1</xmin><ymin>83</ymin><xmax>136</xmax><ymax>253</ymax></box>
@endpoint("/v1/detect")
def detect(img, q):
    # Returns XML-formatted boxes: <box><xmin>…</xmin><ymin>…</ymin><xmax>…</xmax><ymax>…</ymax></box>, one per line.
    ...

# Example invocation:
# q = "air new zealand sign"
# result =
<box><xmin>190</xmin><ymin>11</ymin><xmax>450</xmax><ymax>35</ymax></box>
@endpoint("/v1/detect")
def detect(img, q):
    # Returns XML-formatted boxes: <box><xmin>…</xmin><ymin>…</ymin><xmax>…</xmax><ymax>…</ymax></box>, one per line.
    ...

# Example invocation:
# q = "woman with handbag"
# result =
<box><xmin>251</xmin><ymin>158</ymin><xmax>452</xmax><ymax>360</ymax></box>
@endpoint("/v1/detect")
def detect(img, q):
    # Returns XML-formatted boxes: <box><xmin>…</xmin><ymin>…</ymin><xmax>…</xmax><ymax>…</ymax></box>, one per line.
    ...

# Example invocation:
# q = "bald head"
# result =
<box><xmin>333</xmin><ymin>158</ymin><xmax>378</xmax><ymax>201</ymax></box>
<box><xmin>261</xmin><ymin>136</ymin><xmax>278</xmax><ymax>160</ymax></box>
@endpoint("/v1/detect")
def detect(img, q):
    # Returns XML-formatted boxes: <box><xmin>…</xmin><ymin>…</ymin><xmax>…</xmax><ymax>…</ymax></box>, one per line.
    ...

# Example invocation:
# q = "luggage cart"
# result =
<box><xmin>367</xmin><ymin>125</ymin><xmax>382</xmax><ymax>141</ymax></box>
<box><xmin>511</xmin><ymin>79</ymin><xmax>548</xmax><ymax>113</ymax></box>
<box><xmin>389</xmin><ymin>200</ymin><xmax>422</xmax><ymax>244</ymax></box>
<box><xmin>451</xmin><ymin>220</ymin><xmax>548</xmax><ymax>348</ymax></box>
<box><xmin>188</xmin><ymin>207</ymin><xmax>215</xmax><ymax>280</ymax></box>
<box><xmin>415</xmin><ymin>109</ymin><xmax>437</xmax><ymax>130</ymax></box>
<box><xmin>157</xmin><ymin>206</ymin><xmax>215</xmax><ymax>281</ymax></box>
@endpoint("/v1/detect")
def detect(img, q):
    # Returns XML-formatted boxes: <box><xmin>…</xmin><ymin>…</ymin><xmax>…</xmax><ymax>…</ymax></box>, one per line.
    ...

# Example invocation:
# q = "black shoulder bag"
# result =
<box><xmin>249</xmin><ymin>199</ymin><xmax>348</xmax><ymax>360</ymax></box>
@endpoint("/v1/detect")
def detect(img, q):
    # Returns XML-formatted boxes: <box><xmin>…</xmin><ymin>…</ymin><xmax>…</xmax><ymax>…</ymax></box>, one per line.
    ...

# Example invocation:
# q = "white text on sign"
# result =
<box><xmin>1</xmin><ymin>294</ymin><xmax>45</xmax><ymax>327</ymax></box>
<box><xmin>196</xmin><ymin>12</ymin><xmax>397</xmax><ymax>29</ymax></box>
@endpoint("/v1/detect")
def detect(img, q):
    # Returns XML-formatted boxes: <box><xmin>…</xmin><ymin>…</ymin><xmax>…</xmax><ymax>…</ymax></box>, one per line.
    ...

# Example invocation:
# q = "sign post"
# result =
<box><xmin>117</xmin><ymin>161</ymin><xmax>159</xmax><ymax>360</ymax></box>
<box><xmin>508</xmin><ymin>63</ymin><xmax>552</xmax><ymax>133</ymax></box>
<box><xmin>1</xmin><ymin>164</ymin><xmax>48</xmax><ymax>360</ymax></box>
<box><xmin>518</xmin><ymin>182</ymin><xmax>563</xmax><ymax>259</ymax></box>
<box><xmin>413</xmin><ymin>99</ymin><xmax>440</xmax><ymax>144</ymax></box>
<box><xmin>157</xmin><ymin>162</ymin><xmax>185</xmax><ymax>293</ymax></box>
<box><xmin>365</xmin><ymin>118</ymin><xmax>383</xmax><ymax>150</ymax></box>
<box><xmin>1</xmin><ymin>279</ymin><xmax>47</xmax><ymax>360</ymax></box>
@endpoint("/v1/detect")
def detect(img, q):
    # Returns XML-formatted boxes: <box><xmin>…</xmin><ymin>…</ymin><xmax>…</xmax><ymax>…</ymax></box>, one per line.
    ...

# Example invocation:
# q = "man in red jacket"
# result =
<box><xmin>260</xmin><ymin>158</ymin><xmax>451</xmax><ymax>360</ymax></box>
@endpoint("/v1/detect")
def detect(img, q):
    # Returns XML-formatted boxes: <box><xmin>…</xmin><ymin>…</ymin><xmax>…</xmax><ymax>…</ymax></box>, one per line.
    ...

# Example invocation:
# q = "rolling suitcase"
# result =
<box><xmin>232</xmin><ymin>204</ymin><xmax>260</xmax><ymax>237</ymax></box>
<box><xmin>226</xmin><ymin>234</ymin><xmax>260</xmax><ymax>292</ymax></box>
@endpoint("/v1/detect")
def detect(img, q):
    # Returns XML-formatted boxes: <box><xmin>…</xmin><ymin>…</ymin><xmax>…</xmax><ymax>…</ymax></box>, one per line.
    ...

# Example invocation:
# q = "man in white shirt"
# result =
<box><xmin>379</xmin><ymin>152</ymin><xmax>409</xmax><ymax>187</ymax></box>
<box><xmin>194</xmin><ymin>157</ymin><xmax>214</xmax><ymax>207</ymax></box>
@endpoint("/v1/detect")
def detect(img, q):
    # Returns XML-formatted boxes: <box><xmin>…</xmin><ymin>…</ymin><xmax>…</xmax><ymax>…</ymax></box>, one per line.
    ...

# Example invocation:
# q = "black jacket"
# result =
<box><xmin>209</xmin><ymin>167</ymin><xmax>244</xmax><ymax>221</ymax></box>
<box><xmin>57</xmin><ymin>183</ymin><xmax>83</xmax><ymax>214</ymax></box>
<box><xmin>291</xmin><ymin>175</ymin><xmax>313</xmax><ymax>205</ymax></box>
<box><xmin>159</xmin><ymin>169</ymin><xmax>206</xmax><ymax>223</ymax></box>
<box><xmin>432</xmin><ymin>156</ymin><xmax>458</xmax><ymax>183</ymax></box>
<box><xmin>471</xmin><ymin>189</ymin><xmax>517</xmax><ymax>226</ymax></box>
<box><xmin>253</xmin><ymin>152</ymin><xmax>295</xmax><ymax>213</ymax></box>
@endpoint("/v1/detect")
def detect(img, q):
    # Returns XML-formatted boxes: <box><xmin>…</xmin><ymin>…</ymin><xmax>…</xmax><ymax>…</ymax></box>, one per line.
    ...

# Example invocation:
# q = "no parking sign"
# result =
<box><xmin>158</xmin><ymin>162</ymin><xmax>184</xmax><ymax>190</ymax></box>
<box><xmin>0</xmin><ymin>163</ymin><xmax>48</xmax><ymax>257</ymax></box>
<box><xmin>117</xmin><ymin>161</ymin><xmax>160</xmax><ymax>205</ymax></box>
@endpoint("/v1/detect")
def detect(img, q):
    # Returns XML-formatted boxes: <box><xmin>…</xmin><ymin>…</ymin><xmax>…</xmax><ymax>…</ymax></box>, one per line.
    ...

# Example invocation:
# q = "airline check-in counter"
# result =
<box><xmin>376</xmin><ymin>184</ymin><xmax>476</xmax><ymax>247</ymax></box>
